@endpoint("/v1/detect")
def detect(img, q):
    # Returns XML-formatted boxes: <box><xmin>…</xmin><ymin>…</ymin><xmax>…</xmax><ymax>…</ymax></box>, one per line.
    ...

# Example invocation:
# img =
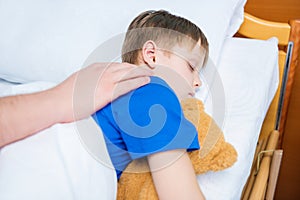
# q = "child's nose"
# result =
<box><xmin>193</xmin><ymin>74</ymin><xmax>202</xmax><ymax>89</ymax></box>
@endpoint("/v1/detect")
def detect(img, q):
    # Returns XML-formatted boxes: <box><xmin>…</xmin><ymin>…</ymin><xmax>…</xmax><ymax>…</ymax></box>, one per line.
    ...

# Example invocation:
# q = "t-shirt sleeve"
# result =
<box><xmin>110</xmin><ymin>76</ymin><xmax>199</xmax><ymax>160</ymax></box>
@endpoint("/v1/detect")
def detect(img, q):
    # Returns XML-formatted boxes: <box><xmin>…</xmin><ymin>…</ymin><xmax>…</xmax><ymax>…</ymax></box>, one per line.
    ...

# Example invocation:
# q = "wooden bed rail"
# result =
<box><xmin>238</xmin><ymin>14</ymin><xmax>300</xmax><ymax>146</ymax></box>
<box><xmin>249</xmin><ymin>130</ymin><xmax>279</xmax><ymax>200</ymax></box>
<box><xmin>278</xmin><ymin>19</ymin><xmax>300</xmax><ymax>147</ymax></box>
<box><xmin>242</xmin><ymin>130</ymin><xmax>281</xmax><ymax>200</ymax></box>
<box><xmin>238</xmin><ymin>13</ymin><xmax>300</xmax><ymax>200</ymax></box>
<box><xmin>238</xmin><ymin>13</ymin><xmax>290</xmax><ymax>45</ymax></box>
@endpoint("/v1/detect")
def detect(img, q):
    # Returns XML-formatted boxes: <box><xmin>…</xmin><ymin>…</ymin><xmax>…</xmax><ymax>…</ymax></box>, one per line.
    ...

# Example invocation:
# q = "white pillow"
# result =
<box><xmin>197</xmin><ymin>37</ymin><xmax>279</xmax><ymax>200</ymax></box>
<box><xmin>0</xmin><ymin>0</ymin><xmax>245</xmax><ymax>83</ymax></box>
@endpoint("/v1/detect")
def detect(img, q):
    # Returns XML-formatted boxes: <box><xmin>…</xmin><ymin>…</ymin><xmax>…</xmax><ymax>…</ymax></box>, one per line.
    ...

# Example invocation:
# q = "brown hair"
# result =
<box><xmin>121</xmin><ymin>10</ymin><xmax>209</xmax><ymax>66</ymax></box>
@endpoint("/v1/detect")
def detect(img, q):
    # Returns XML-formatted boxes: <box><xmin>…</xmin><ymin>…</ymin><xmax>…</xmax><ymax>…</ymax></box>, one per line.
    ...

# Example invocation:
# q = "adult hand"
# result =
<box><xmin>0</xmin><ymin>62</ymin><xmax>152</xmax><ymax>147</ymax></box>
<box><xmin>56</xmin><ymin>62</ymin><xmax>153</xmax><ymax>122</ymax></box>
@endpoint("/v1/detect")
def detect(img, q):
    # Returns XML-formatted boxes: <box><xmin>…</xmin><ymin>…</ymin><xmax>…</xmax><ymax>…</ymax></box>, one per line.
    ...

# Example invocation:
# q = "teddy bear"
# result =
<box><xmin>117</xmin><ymin>98</ymin><xmax>238</xmax><ymax>200</ymax></box>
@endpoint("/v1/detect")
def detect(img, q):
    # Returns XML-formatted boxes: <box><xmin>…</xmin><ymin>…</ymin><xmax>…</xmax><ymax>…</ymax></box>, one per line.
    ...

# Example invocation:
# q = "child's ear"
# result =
<box><xmin>142</xmin><ymin>40</ymin><xmax>157</xmax><ymax>69</ymax></box>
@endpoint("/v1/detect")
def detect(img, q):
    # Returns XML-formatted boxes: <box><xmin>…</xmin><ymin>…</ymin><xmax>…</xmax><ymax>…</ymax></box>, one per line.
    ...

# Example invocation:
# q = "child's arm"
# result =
<box><xmin>148</xmin><ymin>149</ymin><xmax>205</xmax><ymax>200</ymax></box>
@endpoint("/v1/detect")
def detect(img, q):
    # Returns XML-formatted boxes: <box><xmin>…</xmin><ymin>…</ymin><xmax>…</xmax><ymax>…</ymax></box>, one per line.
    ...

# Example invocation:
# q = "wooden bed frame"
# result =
<box><xmin>237</xmin><ymin>12</ymin><xmax>300</xmax><ymax>199</ymax></box>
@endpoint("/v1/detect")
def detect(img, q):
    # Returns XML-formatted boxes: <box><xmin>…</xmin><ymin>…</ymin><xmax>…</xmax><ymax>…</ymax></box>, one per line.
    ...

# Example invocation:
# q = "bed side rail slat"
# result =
<box><xmin>238</xmin><ymin>13</ymin><xmax>290</xmax><ymax>46</ymax></box>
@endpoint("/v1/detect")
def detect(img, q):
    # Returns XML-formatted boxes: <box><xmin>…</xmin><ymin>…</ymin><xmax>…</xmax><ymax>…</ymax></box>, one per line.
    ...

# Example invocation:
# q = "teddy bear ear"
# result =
<box><xmin>181</xmin><ymin>98</ymin><xmax>204</xmax><ymax>112</ymax></box>
<box><xmin>181</xmin><ymin>98</ymin><xmax>202</xmax><ymax>128</ymax></box>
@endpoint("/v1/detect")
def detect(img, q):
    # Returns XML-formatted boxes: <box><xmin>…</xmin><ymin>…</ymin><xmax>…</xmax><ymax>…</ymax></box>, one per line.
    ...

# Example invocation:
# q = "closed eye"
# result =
<box><xmin>188</xmin><ymin>63</ymin><xmax>200</xmax><ymax>74</ymax></box>
<box><xmin>188</xmin><ymin>63</ymin><xmax>195</xmax><ymax>72</ymax></box>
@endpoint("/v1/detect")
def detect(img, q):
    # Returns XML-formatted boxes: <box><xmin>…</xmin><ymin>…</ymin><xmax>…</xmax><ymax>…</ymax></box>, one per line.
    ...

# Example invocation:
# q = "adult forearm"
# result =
<box><xmin>0</xmin><ymin>88</ymin><xmax>64</xmax><ymax>147</ymax></box>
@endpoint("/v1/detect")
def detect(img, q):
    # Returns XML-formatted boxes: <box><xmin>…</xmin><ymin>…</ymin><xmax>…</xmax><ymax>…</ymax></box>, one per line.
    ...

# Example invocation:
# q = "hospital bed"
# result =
<box><xmin>0</xmin><ymin>0</ymin><xmax>299</xmax><ymax>199</ymax></box>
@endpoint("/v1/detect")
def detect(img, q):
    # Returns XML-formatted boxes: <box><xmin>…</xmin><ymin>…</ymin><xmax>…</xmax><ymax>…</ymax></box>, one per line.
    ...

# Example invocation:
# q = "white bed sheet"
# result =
<box><xmin>196</xmin><ymin>37</ymin><xmax>279</xmax><ymax>199</ymax></box>
<box><xmin>0</xmin><ymin>36</ymin><xmax>279</xmax><ymax>200</ymax></box>
<box><xmin>0</xmin><ymin>81</ymin><xmax>117</xmax><ymax>200</ymax></box>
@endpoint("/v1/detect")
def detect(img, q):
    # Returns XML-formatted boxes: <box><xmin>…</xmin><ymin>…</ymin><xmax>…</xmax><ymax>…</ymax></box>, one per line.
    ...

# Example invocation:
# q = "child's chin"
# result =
<box><xmin>181</xmin><ymin>94</ymin><xmax>195</xmax><ymax>100</ymax></box>
<box><xmin>188</xmin><ymin>93</ymin><xmax>195</xmax><ymax>98</ymax></box>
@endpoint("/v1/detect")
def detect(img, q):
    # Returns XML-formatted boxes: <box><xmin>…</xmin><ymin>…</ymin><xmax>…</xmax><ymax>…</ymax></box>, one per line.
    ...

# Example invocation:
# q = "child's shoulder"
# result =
<box><xmin>130</xmin><ymin>76</ymin><xmax>176</xmax><ymax>99</ymax></box>
<box><xmin>98</xmin><ymin>75</ymin><xmax>180</xmax><ymax>117</ymax></box>
<box><xmin>96</xmin><ymin>77</ymin><xmax>178</xmax><ymax>121</ymax></box>
<box><xmin>149</xmin><ymin>76</ymin><xmax>168</xmax><ymax>85</ymax></box>
<box><xmin>111</xmin><ymin>76</ymin><xmax>179</xmax><ymax>109</ymax></box>
<box><xmin>140</xmin><ymin>76</ymin><xmax>173</xmax><ymax>93</ymax></box>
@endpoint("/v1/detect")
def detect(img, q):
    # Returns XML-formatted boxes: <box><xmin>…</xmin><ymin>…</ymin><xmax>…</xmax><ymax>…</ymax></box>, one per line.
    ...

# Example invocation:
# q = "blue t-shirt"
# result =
<box><xmin>93</xmin><ymin>76</ymin><xmax>199</xmax><ymax>179</ymax></box>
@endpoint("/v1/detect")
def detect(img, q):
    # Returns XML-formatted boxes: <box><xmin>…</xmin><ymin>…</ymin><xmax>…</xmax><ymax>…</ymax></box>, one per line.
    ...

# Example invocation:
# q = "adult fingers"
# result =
<box><xmin>102</xmin><ymin>62</ymin><xmax>138</xmax><ymax>72</ymax></box>
<box><xmin>111</xmin><ymin>76</ymin><xmax>151</xmax><ymax>100</ymax></box>
<box><xmin>114</xmin><ymin>66</ymin><xmax>153</xmax><ymax>82</ymax></box>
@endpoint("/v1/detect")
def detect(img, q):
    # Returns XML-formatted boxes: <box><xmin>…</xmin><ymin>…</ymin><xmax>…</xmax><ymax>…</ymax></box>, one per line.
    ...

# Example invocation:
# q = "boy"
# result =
<box><xmin>93</xmin><ymin>10</ymin><xmax>209</xmax><ymax>199</ymax></box>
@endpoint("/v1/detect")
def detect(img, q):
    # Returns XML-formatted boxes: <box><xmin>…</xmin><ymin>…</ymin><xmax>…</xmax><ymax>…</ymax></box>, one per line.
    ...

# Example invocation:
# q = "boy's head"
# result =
<box><xmin>122</xmin><ymin>10</ymin><xmax>209</xmax><ymax>99</ymax></box>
